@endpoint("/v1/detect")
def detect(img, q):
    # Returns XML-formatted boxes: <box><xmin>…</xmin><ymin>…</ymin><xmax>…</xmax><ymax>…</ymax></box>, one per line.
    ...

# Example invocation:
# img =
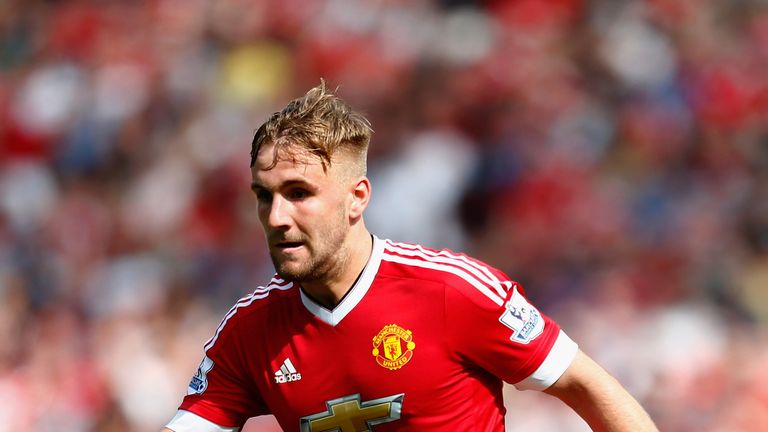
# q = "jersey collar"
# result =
<box><xmin>299</xmin><ymin>235</ymin><xmax>384</xmax><ymax>326</ymax></box>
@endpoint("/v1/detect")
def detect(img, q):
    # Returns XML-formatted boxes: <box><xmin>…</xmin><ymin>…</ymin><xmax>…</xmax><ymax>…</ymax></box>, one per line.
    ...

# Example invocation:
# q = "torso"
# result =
<box><xmin>180</xmin><ymin>236</ymin><xmax>572</xmax><ymax>432</ymax></box>
<box><xmin>243</xmin><ymin>272</ymin><xmax>505</xmax><ymax>431</ymax></box>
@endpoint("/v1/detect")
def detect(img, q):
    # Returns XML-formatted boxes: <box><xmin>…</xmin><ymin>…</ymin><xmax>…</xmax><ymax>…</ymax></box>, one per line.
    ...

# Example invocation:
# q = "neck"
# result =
<box><xmin>301</xmin><ymin>227</ymin><xmax>373</xmax><ymax>309</ymax></box>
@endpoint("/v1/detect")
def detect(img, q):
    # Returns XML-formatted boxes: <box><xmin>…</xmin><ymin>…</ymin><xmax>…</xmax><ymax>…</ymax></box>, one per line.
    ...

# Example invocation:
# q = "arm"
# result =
<box><xmin>162</xmin><ymin>409</ymin><xmax>243</xmax><ymax>432</ymax></box>
<box><xmin>544</xmin><ymin>350</ymin><xmax>658</xmax><ymax>432</ymax></box>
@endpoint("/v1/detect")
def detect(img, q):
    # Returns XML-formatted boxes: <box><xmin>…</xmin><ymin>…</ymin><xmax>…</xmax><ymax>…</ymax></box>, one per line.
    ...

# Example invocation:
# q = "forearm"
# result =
<box><xmin>544</xmin><ymin>350</ymin><xmax>658</xmax><ymax>432</ymax></box>
<box><xmin>550</xmin><ymin>373</ymin><xmax>656</xmax><ymax>431</ymax></box>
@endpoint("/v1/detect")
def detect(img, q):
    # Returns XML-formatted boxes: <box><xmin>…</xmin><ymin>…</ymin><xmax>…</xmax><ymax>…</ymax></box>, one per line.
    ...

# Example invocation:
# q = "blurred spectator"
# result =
<box><xmin>1</xmin><ymin>1</ymin><xmax>767</xmax><ymax>431</ymax></box>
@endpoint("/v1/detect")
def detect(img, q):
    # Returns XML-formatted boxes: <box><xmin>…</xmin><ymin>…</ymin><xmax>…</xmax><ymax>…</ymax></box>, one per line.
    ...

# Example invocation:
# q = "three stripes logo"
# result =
<box><xmin>274</xmin><ymin>358</ymin><xmax>302</xmax><ymax>384</ymax></box>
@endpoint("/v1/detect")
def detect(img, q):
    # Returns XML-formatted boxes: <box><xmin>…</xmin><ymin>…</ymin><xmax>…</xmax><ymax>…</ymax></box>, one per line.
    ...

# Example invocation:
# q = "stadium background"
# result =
<box><xmin>1</xmin><ymin>0</ymin><xmax>767</xmax><ymax>430</ymax></box>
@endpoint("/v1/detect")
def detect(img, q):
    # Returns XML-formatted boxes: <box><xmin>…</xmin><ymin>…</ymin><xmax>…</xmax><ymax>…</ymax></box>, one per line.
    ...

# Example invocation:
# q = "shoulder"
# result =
<box><xmin>227</xmin><ymin>275</ymin><xmax>296</xmax><ymax>317</ymax></box>
<box><xmin>204</xmin><ymin>276</ymin><xmax>295</xmax><ymax>351</ymax></box>
<box><xmin>379</xmin><ymin>239</ymin><xmax>511</xmax><ymax>308</ymax></box>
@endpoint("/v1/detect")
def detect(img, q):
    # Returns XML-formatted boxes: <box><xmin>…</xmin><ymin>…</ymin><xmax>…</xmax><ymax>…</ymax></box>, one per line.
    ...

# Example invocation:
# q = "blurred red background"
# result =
<box><xmin>1</xmin><ymin>1</ymin><xmax>767</xmax><ymax>431</ymax></box>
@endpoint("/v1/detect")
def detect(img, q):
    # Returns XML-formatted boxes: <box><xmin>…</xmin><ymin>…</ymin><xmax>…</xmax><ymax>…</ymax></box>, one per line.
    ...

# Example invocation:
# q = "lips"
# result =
<box><xmin>271</xmin><ymin>238</ymin><xmax>306</xmax><ymax>252</ymax></box>
<box><xmin>269</xmin><ymin>232</ymin><xmax>307</xmax><ymax>252</ymax></box>
<box><xmin>276</xmin><ymin>241</ymin><xmax>303</xmax><ymax>249</ymax></box>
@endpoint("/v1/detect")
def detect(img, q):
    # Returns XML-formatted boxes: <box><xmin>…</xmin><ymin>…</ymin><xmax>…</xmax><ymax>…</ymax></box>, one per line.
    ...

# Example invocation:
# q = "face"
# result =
<box><xmin>251</xmin><ymin>144</ymin><xmax>354</xmax><ymax>284</ymax></box>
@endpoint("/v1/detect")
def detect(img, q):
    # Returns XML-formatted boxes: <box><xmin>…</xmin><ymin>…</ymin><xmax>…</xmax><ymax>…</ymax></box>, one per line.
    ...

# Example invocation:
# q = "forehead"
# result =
<box><xmin>251</xmin><ymin>143</ymin><xmax>329</xmax><ymax>184</ymax></box>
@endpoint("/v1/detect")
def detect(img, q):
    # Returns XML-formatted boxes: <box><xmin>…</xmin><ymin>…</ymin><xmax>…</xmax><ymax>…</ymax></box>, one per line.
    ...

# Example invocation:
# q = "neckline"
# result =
<box><xmin>299</xmin><ymin>235</ymin><xmax>384</xmax><ymax>326</ymax></box>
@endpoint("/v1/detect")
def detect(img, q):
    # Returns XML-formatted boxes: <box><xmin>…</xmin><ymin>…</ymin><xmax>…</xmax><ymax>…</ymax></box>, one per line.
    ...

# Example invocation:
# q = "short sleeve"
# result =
<box><xmin>165</xmin><ymin>410</ymin><xmax>241</xmax><ymax>432</ymax></box>
<box><xmin>446</xmin><ymin>278</ymin><xmax>578</xmax><ymax>391</ymax></box>
<box><xmin>173</xmin><ymin>316</ymin><xmax>268</xmax><ymax>428</ymax></box>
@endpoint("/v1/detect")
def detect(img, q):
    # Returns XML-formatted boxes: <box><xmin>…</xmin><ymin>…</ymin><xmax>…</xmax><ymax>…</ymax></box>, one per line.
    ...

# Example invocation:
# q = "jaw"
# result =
<box><xmin>270</xmin><ymin>241</ymin><xmax>348</xmax><ymax>288</ymax></box>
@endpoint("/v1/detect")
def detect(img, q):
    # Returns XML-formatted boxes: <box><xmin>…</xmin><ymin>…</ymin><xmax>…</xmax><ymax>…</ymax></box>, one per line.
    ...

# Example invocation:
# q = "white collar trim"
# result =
<box><xmin>300</xmin><ymin>235</ymin><xmax>383</xmax><ymax>326</ymax></box>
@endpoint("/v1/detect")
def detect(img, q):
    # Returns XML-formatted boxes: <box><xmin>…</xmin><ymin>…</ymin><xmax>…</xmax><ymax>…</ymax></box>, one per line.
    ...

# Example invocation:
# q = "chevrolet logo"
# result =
<box><xmin>300</xmin><ymin>393</ymin><xmax>404</xmax><ymax>432</ymax></box>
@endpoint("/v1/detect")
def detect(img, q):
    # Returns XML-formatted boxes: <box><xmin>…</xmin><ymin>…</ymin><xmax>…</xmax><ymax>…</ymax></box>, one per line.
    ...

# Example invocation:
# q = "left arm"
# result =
<box><xmin>544</xmin><ymin>349</ymin><xmax>658</xmax><ymax>432</ymax></box>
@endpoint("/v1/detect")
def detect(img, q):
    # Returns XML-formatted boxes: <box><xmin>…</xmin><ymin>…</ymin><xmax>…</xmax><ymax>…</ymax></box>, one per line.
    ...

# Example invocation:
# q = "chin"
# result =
<box><xmin>275</xmin><ymin>264</ymin><xmax>311</xmax><ymax>282</ymax></box>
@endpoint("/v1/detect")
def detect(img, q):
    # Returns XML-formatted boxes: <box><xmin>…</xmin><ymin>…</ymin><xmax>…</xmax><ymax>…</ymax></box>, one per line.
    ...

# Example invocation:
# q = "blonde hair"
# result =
<box><xmin>250</xmin><ymin>81</ymin><xmax>372</xmax><ymax>175</ymax></box>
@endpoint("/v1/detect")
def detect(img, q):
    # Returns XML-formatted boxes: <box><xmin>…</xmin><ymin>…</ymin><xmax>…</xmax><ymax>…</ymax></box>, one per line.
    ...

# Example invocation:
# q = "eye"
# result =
<box><xmin>287</xmin><ymin>188</ymin><xmax>310</xmax><ymax>200</ymax></box>
<box><xmin>254</xmin><ymin>189</ymin><xmax>272</xmax><ymax>203</ymax></box>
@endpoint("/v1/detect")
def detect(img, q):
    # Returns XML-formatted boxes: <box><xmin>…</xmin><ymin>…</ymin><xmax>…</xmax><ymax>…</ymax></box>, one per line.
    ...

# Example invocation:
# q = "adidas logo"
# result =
<box><xmin>274</xmin><ymin>358</ymin><xmax>302</xmax><ymax>384</ymax></box>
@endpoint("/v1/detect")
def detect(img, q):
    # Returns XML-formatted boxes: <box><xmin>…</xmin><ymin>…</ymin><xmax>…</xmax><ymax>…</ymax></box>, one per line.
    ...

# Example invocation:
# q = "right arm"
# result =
<box><xmin>544</xmin><ymin>350</ymin><xmax>658</xmax><ymax>431</ymax></box>
<box><xmin>162</xmin><ymin>409</ymin><xmax>242</xmax><ymax>432</ymax></box>
<box><xmin>164</xmin><ymin>305</ymin><xmax>268</xmax><ymax>432</ymax></box>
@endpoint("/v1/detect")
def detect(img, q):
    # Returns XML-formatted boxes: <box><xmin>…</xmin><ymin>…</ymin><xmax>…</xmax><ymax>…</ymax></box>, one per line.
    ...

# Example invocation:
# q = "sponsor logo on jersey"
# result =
<box><xmin>188</xmin><ymin>355</ymin><xmax>214</xmax><ymax>395</ymax></box>
<box><xmin>372</xmin><ymin>324</ymin><xmax>415</xmax><ymax>370</ymax></box>
<box><xmin>499</xmin><ymin>285</ymin><xmax>544</xmax><ymax>344</ymax></box>
<box><xmin>274</xmin><ymin>357</ymin><xmax>302</xmax><ymax>384</ymax></box>
<box><xmin>300</xmin><ymin>393</ymin><xmax>404</xmax><ymax>432</ymax></box>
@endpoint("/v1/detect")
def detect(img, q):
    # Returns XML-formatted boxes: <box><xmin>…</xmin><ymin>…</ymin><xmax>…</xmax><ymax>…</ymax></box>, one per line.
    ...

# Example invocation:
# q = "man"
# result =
<box><xmin>163</xmin><ymin>82</ymin><xmax>658</xmax><ymax>432</ymax></box>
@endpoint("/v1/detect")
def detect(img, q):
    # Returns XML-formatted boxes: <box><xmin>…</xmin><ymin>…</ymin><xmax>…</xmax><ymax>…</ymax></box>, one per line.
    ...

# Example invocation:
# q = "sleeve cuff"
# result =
<box><xmin>165</xmin><ymin>410</ymin><xmax>241</xmax><ymax>432</ymax></box>
<box><xmin>514</xmin><ymin>330</ymin><xmax>578</xmax><ymax>391</ymax></box>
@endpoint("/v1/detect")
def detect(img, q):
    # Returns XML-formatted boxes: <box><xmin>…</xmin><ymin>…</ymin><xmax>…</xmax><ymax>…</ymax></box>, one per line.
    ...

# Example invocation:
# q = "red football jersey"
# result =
<box><xmin>167</xmin><ymin>236</ymin><xmax>578</xmax><ymax>432</ymax></box>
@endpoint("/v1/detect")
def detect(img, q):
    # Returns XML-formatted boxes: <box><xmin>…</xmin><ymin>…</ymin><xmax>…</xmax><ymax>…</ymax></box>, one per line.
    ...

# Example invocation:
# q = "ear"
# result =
<box><xmin>349</xmin><ymin>176</ymin><xmax>371</xmax><ymax>221</ymax></box>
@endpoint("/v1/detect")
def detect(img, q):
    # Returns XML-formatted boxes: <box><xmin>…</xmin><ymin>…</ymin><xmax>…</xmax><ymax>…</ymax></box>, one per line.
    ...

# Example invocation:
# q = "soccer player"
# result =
<box><xmin>162</xmin><ymin>82</ymin><xmax>658</xmax><ymax>432</ymax></box>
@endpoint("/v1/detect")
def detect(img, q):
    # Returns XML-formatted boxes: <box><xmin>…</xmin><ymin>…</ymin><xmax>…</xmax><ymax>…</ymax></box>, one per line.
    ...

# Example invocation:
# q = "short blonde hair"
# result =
<box><xmin>250</xmin><ymin>81</ymin><xmax>372</xmax><ymax>175</ymax></box>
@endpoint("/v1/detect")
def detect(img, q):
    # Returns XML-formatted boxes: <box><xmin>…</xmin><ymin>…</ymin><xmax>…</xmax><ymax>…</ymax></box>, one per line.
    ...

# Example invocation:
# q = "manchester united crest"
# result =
<box><xmin>372</xmin><ymin>324</ymin><xmax>415</xmax><ymax>370</ymax></box>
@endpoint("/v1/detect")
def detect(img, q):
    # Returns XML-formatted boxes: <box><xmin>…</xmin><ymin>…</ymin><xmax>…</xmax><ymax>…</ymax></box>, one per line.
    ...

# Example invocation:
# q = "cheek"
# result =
<box><xmin>256</xmin><ymin>206</ymin><xmax>271</xmax><ymax>227</ymax></box>
<box><xmin>329</xmin><ymin>201</ymin><xmax>351</xmax><ymax>232</ymax></box>
<box><xmin>296</xmin><ymin>195</ymin><xmax>348</xmax><ymax>233</ymax></box>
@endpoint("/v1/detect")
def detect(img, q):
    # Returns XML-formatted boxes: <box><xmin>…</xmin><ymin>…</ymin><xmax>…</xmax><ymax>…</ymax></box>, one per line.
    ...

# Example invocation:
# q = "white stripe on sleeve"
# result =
<box><xmin>513</xmin><ymin>330</ymin><xmax>579</xmax><ymax>391</ymax></box>
<box><xmin>165</xmin><ymin>410</ymin><xmax>240</xmax><ymax>432</ymax></box>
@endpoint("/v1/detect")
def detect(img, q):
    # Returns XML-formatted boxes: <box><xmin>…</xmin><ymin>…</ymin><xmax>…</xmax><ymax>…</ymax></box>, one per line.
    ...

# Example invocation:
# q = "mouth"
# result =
<box><xmin>274</xmin><ymin>241</ymin><xmax>305</xmax><ymax>252</ymax></box>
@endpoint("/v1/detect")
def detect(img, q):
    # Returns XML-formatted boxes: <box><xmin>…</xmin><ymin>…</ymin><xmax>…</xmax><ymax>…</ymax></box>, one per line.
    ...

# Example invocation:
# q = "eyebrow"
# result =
<box><xmin>250</xmin><ymin>181</ymin><xmax>264</xmax><ymax>192</ymax></box>
<box><xmin>250</xmin><ymin>179</ymin><xmax>316</xmax><ymax>192</ymax></box>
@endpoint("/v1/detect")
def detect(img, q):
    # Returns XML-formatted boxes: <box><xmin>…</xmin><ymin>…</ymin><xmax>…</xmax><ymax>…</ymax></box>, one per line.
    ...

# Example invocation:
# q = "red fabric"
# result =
<box><xmin>178</xmin><ymin>239</ymin><xmax>565</xmax><ymax>431</ymax></box>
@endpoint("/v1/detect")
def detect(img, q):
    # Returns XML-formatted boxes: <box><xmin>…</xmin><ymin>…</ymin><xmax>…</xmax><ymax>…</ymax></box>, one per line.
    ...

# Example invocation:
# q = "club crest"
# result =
<box><xmin>372</xmin><ymin>324</ymin><xmax>416</xmax><ymax>371</ymax></box>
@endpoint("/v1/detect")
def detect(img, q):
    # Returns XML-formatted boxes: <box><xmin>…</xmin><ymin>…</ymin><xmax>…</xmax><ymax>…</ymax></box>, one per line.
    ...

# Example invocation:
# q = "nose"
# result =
<box><xmin>265</xmin><ymin>194</ymin><xmax>292</xmax><ymax>229</ymax></box>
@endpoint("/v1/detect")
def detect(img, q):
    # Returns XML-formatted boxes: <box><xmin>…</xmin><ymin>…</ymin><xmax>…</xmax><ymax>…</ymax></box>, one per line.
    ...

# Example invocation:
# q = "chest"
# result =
<box><xmin>246</xmin><ymin>281</ymin><xmax>483</xmax><ymax>431</ymax></box>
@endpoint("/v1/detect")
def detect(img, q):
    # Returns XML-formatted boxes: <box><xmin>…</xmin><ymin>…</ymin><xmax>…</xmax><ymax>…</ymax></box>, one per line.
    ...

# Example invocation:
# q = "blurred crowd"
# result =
<box><xmin>1</xmin><ymin>0</ymin><xmax>768</xmax><ymax>431</ymax></box>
